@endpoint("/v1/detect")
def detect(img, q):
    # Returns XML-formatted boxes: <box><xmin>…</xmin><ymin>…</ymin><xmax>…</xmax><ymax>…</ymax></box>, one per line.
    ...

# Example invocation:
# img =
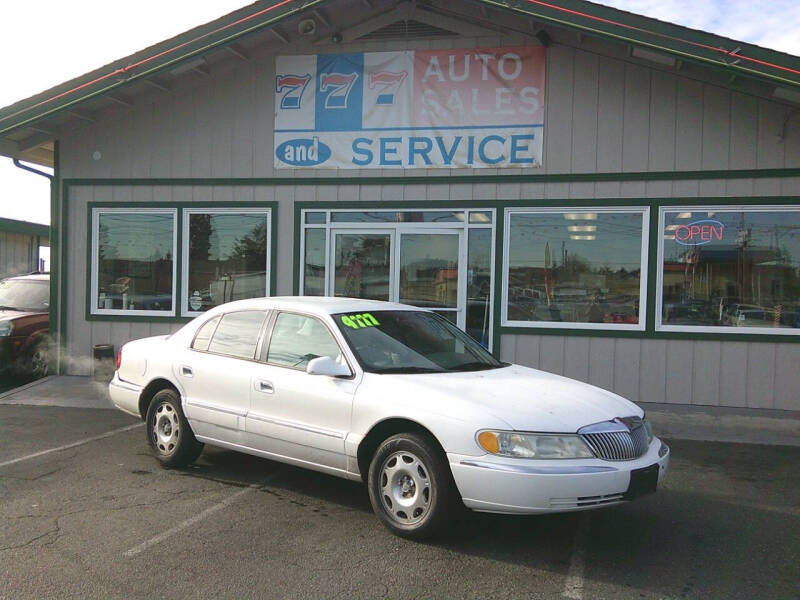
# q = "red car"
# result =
<box><xmin>0</xmin><ymin>273</ymin><xmax>50</xmax><ymax>378</ymax></box>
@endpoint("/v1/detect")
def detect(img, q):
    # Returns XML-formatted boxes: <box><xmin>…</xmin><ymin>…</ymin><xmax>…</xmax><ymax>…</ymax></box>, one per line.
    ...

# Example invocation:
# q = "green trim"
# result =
<box><xmin>62</xmin><ymin>167</ymin><xmax>800</xmax><ymax>188</ymax></box>
<box><xmin>59</xmin><ymin>180</ymin><xmax>69</xmax><ymax>368</ymax></box>
<box><xmin>0</xmin><ymin>217</ymin><xmax>49</xmax><ymax>238</ymax></box>
<box><xmin>499</xmin><ymin>326</ymin><xmax>800</xmax><ymax>344</ymax></box>
<box><xmin>493</xmin><ymin>205</ymin><xmax>505</xmax><ymax>356</ymax></box>
<box><xmin>645</xmin><ymin>204</ymin><xmax>659</xmax><ymax>332</ymax></box>
<box><xmin>84</xmin><ymin>200</ymin><xmax>278</xmax><ymax>322</ymax></box>
<box><xmin>48</xmin><ymin>141</ymin><xmax>59</xmax><ymax>374</ymax></box>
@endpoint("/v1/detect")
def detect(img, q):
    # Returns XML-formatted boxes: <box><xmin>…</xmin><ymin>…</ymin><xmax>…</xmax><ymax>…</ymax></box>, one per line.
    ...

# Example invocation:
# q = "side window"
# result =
<box><xmin>192</xmin><ymin>316</ymin><xmax>221</xmax><ymax>351</ymax></box>
<box><xmin>207</xmin><ymin>311</ymin><xmax>267</xmax><ymax>359</ymax></box>
<box><xmin>266</xmin><ymin>313</ymin><xmax>342</xmax><ymax>370</ymax></box>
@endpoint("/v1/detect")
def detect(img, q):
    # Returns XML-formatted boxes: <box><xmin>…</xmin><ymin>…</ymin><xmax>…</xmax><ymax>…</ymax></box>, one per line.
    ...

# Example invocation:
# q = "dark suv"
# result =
<box><xmin>0</xmin><ymin>273</ymin><xmax>50</xmax><ymax>378</ymax></box>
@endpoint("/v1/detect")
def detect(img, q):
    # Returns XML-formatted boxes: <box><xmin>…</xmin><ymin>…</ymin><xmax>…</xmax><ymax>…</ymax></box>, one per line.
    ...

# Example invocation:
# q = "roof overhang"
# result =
<box><xmin>1</xmin><ymin>0</ymin><xmax>798</xmax><ymax>167</ymax></box>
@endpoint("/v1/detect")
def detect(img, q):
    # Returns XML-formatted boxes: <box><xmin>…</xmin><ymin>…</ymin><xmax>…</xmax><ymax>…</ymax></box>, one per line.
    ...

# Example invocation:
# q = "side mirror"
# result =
<box><xmin>306</xmin><ymin>356</ymin><xmax>352</xmax><ymax>378</ymax></box>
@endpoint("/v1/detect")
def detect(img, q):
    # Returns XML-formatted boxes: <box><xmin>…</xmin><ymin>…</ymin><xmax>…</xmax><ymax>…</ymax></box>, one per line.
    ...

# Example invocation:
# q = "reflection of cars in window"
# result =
<box><xmin>0</xmin><ymin>273</ymin><xmax>50</xmax><ymax>378</ymax></box>
<box><xmin>110</xmin><ymin>297</ymin><xmax>669</xmax><ymax>540</ymax></box>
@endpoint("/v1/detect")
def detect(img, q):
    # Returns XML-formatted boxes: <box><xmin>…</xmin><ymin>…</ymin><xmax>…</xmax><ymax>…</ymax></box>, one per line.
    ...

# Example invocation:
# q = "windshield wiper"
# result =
<box><xmin>448</xmin><ymin>362</ymin><xmax>501</xmax><ymax>372</ymax></box>
<box><xmin>371</xmin><ymin>366</ymin><xmax>445</xmax><ymax>374</ymax></box>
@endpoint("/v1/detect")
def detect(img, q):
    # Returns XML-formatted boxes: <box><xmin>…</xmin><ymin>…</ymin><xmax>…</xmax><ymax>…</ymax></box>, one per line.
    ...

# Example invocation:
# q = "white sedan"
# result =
<box><xmin>109</xmin><ymin>297</ymin><xmax>669</xmax><ymax>539</ymax></box>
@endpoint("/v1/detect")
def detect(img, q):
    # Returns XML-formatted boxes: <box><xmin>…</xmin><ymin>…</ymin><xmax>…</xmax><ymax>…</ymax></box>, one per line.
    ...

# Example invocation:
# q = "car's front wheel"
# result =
<box><xmin>367</xmin><ymin>432</ymin><xmax>456</xmax><ymax>540</ymax></box>
<box><xmin>146</xmin><ymin>388</ymin><xmax>203</xmax><ymax>467</ymax></box>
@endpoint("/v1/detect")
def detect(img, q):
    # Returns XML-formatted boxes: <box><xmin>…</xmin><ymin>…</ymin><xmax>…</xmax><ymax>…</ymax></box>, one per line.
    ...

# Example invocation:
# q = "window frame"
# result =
<box><xmin>90</xmin><ymin>207</ymin><xmax>178</xmax><ymax>318</ymax></box>
<box><xmin>181</xmin><ymin>207</ymin><xmax>272</xmax><ymax>317</ymax></box>
<box><xmin>656</xmin><ymin>204</ymin><xmax>800</xmax><ymax>337</ymax></box>
<box><xmin>501</xmin><ymin>206</ymin><xmax>651</xmax><ymax>332</ymax></box>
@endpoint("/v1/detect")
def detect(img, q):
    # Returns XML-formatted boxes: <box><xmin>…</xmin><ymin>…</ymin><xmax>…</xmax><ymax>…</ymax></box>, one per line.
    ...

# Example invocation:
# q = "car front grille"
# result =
<box><xmin>579</xmin><ymin>417</ymin><xmax>650</xmax><ymax>461</ymax></box>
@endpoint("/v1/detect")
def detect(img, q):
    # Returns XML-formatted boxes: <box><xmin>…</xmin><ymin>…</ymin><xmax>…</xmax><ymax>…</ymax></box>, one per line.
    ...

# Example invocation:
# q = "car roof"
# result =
<box><xmin>2</xmin><ymin>273</ymin><xmax>49</xmax><ymax>282</ymax></box>
<box><xmin>208</xmin><ymin>296</ymin><xmax>425</xmax><ymax>317</ymax></box>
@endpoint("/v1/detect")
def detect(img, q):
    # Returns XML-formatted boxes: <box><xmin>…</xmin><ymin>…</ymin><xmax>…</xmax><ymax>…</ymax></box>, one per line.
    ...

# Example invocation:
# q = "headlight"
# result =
<box><xmin>477</xmin><ymin>430</ymin><xmax>595</xmax><ymax>459</ymax></box>
<box><xmin>0</xmin><ymin>321</ymin><xmax>13</xmax><ymax>337</ymax></box>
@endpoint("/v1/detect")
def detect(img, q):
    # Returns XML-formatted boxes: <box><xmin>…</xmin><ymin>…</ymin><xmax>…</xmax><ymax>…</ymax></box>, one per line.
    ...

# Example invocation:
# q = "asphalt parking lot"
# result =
<box><xmin>1</xmin><ymin>404</ymin><xmax>799</xmax><ymax>600</ymax></box>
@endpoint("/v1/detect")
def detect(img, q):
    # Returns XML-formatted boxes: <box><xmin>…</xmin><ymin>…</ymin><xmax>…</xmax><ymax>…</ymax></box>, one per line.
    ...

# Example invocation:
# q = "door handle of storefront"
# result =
<box><xmin>180</xmin><ymin>365</ymin><xmax>194</xmax><ymax>378</ymax></box>
<box><xmin>255</xmin><ymin>380</ymin><xmax>274</xmax><ymax>394</ymax></box>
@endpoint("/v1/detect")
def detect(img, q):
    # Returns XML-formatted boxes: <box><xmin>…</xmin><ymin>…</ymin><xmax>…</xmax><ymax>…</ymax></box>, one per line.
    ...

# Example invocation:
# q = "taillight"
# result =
<box><xmin>116</xmin><ymin>347</ymin><xmax>122</xmax><ymax>370</ymax></box>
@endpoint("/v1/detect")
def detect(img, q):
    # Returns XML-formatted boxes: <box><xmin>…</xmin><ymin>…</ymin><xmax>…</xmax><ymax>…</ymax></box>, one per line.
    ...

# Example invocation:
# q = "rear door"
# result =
<box><xmin>178</xmin><ymin>310</ymin><xmax>269</xmax><ymax>445</ymax></box>
<box><xmin>246</xmin><ymin>311</ymin><xmax>357</xmax><ymax>471</ymax></box>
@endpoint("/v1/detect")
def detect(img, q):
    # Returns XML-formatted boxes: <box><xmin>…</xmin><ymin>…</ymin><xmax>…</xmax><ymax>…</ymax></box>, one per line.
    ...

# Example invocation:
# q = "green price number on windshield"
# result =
<box><xmin>341</xmin><ymin>313</ymin><xmax>380</xmax><ymax>329</ymax></box>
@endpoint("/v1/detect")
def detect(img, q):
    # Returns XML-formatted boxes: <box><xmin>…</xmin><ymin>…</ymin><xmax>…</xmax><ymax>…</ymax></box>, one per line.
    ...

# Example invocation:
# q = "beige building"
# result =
<box><xmin>0</xmin><ymin>0</ymin><xmax>798</xmax><ymax>411</ymax></box>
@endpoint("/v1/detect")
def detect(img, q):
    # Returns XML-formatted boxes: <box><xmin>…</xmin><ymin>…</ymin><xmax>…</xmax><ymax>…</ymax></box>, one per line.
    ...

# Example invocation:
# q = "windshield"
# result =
<box><xmin>333</xmin><ymin>310</ymin><xmax>504</xmax><ymax>374</ymax></box>
<box><xmin>0</xmin><ymin>279</ymin><xmax>49</xmax><ymax>311</ymax></box>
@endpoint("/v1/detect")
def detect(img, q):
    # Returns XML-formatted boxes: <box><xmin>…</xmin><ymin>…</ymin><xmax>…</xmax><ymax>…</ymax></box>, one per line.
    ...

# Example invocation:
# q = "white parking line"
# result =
<box><xmin>562</xmin><ymin>517</ymin><xmax>587</xmax><ymax>599</ymax></box>
<box><xmin>123</xmin><ymin>471</ymin><xmax>281</xmax><ymax>558</ymax></box>
<box><xmin>0</xmin><ymin>423</ymin><xmax>144</xmax><ymax>468</ymax></box>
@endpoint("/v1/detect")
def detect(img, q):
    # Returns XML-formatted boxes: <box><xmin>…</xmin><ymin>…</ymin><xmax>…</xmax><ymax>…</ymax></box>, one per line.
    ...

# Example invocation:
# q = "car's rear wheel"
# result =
<box><xmin>146</xmin><ymin>388</ymin><xmax>203</xmax><ymax>467</ymax></box>
<box><xmin>367</xmin><ymin>432</ymin><xmax>455</xmax><ymax>540</ymax></box>
<box><xmin>29</xmin><ymin>342</ymin><xmax>50</xmax><ymax>379</ymax></box>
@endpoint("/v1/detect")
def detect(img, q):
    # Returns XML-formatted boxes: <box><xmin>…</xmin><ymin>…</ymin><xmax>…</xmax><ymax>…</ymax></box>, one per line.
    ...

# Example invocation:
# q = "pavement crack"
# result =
<box><xmin>0</xmin><ymin>520</ymin><xmax>60</xmax><ymax>552</ymax></box>
<box><xmin>0</xmin><ymin>468</ymin><xmax>62</xmax><ymax>481</ymax></box>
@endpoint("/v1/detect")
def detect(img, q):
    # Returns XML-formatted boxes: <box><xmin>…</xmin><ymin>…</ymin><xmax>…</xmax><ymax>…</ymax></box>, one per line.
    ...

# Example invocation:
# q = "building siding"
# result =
<box><xmin>0</xmin><ymin>231</ymin><xmax>38</xmax><ymax>279</ymax></box>
<box><xmin>55</xmin><ymin>30</ymin><xmax>800</xmax><ymax>410</ymax></box>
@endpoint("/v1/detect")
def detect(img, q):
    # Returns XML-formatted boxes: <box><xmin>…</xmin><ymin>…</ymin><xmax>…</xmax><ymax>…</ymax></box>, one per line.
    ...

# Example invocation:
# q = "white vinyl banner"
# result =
<box><xmin>274</xmin><ymin>46</ymin><xmax>546</xmax><ymax>169</ymax></box>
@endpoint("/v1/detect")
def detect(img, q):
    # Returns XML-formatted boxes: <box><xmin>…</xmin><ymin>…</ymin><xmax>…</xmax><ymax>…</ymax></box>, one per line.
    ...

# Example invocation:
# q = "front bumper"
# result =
<box><xmin>109</xmin><ymin>373</ymin><xmax>143</xmax><ymax>419</ymax></box>
<box><xmin>449</xmin><ymin>437</ymin><xmax>669</xmax><ymax>514</ymax></box>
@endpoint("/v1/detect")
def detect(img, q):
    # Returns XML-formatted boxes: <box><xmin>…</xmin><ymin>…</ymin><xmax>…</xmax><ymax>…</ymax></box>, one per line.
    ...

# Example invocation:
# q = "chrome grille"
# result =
<box><xmin>579</xmin><ymin>417</ymin><xmax>649</xmax><ymax>461</ymax></box>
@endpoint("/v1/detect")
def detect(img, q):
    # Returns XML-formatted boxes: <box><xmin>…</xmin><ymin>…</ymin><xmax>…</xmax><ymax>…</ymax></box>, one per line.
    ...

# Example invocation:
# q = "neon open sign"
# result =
<box><xmin>674</xmin><ymin>219</ymin><xmax>725</xmax><ymax>246</ymax></box>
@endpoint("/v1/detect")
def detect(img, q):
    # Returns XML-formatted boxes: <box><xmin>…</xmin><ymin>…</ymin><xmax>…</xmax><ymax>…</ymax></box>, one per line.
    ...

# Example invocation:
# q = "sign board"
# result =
<box><xmin>274</xmin><ymin>46</ymin><xmax>546</xmax><ymax>169</ymax></box>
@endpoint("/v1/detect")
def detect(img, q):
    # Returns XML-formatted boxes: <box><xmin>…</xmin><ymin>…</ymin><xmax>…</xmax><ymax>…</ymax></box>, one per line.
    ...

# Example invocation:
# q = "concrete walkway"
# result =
<box><xmin>0</xmin><ymin>375</ymin><xmax>114</xmax><ymax>410</ymax></box>
<box><xmin>1</xmin><ymin>376</ymin><xmax>798</xmax><ymax>446</ymax></box>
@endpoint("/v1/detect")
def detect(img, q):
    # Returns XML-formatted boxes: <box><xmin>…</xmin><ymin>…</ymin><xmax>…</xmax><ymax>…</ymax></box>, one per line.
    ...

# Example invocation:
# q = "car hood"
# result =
<box><xmin>373</xmin><ymin>364</ymin><xmax>643</xmax><ymax>432</ymax></box>
<box><xmin>0</xmin><ymin>308</ymin><xmax>43</xmax><ymax>320</ymax></box>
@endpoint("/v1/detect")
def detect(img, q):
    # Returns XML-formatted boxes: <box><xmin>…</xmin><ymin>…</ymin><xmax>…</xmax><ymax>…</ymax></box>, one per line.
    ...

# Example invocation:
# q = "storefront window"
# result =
<box><xmin>94</xmin><ymin>211</ymin><xmax>175</xmax><ymax>314</ymax></box>
<box><xmin>660</xmin><ymin>208</ymin><xmax>800</xmax><ymax>332</ymax></box>
<box><xmin>184</xmin><ymin>210</ymin><xmax>270</xmax><ymax>313</ymax></box>
<box><xmin>504</xmin><ymin>209</ymin><xmax>647</xmax><ymax>329</ymax></box>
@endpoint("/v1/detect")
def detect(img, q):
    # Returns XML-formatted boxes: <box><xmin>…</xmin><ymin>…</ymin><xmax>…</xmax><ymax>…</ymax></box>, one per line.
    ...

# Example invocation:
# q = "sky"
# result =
<box><xmin>1</xmin><ymin>0</ymin><xmax>799</xmax><ymax>227</ymax></box>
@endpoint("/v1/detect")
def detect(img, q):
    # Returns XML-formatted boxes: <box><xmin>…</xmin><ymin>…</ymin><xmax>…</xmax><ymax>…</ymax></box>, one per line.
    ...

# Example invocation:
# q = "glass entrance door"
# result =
<box><xmin>397</xmin><ymin>231</ymin><xmax>464</xmax><ymax>328</ymax></box>
<box><xmin>329</xmin><ymin>228</ymin><xmax>466</xmax><ymax>329</ymax></box>
<box><xmin>330</xmin><ymin>230</ymin><xmax>394</xmax><ymax>301</ymax></box>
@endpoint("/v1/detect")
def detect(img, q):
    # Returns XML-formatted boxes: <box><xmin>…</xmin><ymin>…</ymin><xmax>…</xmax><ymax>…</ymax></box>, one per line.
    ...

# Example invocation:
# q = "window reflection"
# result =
<box><xmin>96</xmin><ymin>212</ymin><xmax>174</xmax><ymax>312</ymax></box>
<box><xmin>187</xmin><ymin>212</ymin><xmax>268</xmax><ymax>312</ymax></box>
<box><xmin>661</xmin><ymin>209</ymin><xmax>800</xmax><ymax>329</ymax></box>
<box><xmin>207</xmin><ymin>311</ymin><xmax>267</xmax><ymax>359</ymax></box>
<box><xmin>334</xmin><ymin>233</ymin><xmax>391</xmax><ymax>300</ymax></box>
<box><xmin>506</xmin><ymin>211</ymin><xmax>645</xmax><ymax>325</ymax></box>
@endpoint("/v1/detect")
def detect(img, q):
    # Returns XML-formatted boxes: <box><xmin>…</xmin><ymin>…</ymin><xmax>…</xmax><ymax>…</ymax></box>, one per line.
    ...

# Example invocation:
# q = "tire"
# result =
<box><xmin>367</xmin><ymin>432</ymin><xmax>456</xmax><ymax>540</ymax></box>
<box><xmin>28</xmin><ymin>340</ymin><xmax>50</xmax><ymax>379</ymax></box>
<box><xmin>145</xmin><ymin>388</ymin><xmax>203</xmax><ymax>467</ymax></box>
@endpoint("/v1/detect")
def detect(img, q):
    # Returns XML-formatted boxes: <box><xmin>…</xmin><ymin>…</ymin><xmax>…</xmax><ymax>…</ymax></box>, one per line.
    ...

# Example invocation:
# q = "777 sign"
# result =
<box><xmin>275</xmin><ymin>73</ymin><xmax>312</xmax><ymax>109</ymax></box>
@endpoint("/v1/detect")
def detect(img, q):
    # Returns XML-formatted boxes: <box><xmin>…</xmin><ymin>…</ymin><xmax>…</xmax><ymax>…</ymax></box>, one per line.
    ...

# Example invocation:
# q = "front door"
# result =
<box><xmin>396</xmin><ymin>230</ymin><xmax>465</xmax><ymax>329</ymax></box>
<box><xmin>329</xmin><ymin>228</ymin><xmax>466</xmax><ymax>329</ymax></box>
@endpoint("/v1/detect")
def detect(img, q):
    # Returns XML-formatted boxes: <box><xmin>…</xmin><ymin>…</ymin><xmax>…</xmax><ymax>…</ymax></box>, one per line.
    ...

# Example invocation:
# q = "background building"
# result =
<box><xmin>0</xmin><ymin>0</ymin><xmax>798</xmax><ymax>411</ymax></box>
<box><xmin>0</xmin><ymin>218</ymin><xmax>48</xmax><ymax>279</ymax></box>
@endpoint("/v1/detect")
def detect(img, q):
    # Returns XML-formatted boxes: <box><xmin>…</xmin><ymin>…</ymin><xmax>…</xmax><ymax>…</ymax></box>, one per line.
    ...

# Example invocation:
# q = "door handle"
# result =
<box><xmin>180</xmin><ymin>365</ymin><xmax>194</xmax><ymax>378</ymax></box>
<box><xmin>255</xmin><ymin>380</ymin><xmax>274</xmax><ymax>394</ymax></box>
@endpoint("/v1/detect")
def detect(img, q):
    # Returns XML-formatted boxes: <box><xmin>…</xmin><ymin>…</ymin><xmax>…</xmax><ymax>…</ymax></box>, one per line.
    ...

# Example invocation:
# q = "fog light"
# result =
<box><xmin>659</xmin><ymin>442</ymin><xmax>669</xmax><ymax>458</ymax></box>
